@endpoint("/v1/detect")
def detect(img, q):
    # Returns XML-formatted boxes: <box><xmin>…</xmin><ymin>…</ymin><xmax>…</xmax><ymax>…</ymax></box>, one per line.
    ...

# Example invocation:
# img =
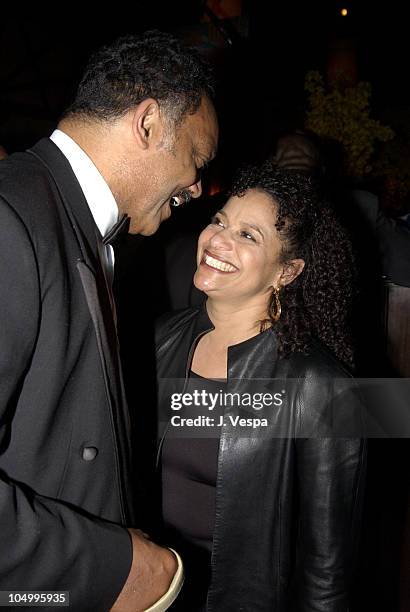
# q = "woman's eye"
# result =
<box><xmin>211</xmin><ymin>215</ymin><xmax>224</xmax><ymax>228</ymax></box>
<box><xmin>240</xmin><ymin>230</ymin><xmax>256</xmax><ymax>242</ymax></box>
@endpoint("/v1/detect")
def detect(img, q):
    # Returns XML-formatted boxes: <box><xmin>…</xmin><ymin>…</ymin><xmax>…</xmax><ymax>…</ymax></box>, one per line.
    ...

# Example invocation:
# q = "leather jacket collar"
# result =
<box><xmin>182</xmin><ymin>303</ymin><xmax>279</xmax><ymax>380</ymax></box>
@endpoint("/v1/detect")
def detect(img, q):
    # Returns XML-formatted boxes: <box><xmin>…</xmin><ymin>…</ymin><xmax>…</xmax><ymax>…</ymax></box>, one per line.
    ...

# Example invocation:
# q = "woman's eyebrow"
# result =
<box><xmin>217</xmin><ymin>211</ymin><xmax>265</xmax><ymax>239</ymax></box>
<box><xmin>243</xmin><ymin>222</ymin><xmax>264</xmax><ymax>239</ymax></box>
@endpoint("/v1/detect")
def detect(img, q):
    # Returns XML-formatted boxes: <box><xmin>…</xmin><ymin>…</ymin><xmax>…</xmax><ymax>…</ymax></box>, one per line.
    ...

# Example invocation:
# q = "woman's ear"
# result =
<box><xmin>131</xmin><ymin>99</ymin><xmax>161</xmax><ymax>150</ymax></box>
<box><xmin>278</xmin><ymin>259</ymin><xmax>305</xmax><ymax>287</ymax></box>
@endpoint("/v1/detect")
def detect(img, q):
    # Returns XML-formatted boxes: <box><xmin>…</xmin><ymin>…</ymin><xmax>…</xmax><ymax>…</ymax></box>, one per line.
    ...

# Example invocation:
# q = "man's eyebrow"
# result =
<box><xmin>194</xmin><ymin>143</ymin><xmax>217</xmax><ymax>165</ymax></box>
<box><xmin>197</xmin><ymin>153</ymin><xmax>213</xmax><ymax>168</ymax></box>
<box><xmin>193</xmin><ymin>150</ymin><xmax>206</xmax><ymax>168</ymax></box>
<box><xmin>207</xmin><ymin>146</ymin><xmax>217</xmax><ymax>162</ymax></box>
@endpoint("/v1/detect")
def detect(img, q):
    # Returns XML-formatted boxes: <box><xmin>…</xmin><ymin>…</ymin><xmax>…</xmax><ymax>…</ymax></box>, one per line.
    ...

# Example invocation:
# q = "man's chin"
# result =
<box><xmin>128</xmin><ymin>217</ymin><xmax>158</xmax><ymax>236</ymax></box>
<box><xmin>129</xmin><ymin>206</ymin><xmax>171</xmax><ymax>236</ymax></box>
<box><xmin>139</xmin><ymin>227</ymin><xmax>157</xmax><ymax>237</ymax></box>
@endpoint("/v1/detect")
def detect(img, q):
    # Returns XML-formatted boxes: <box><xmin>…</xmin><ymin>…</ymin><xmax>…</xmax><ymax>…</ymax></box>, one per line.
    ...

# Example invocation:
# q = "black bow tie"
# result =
<box><xmin>102</xmin><ymin>214</ymin><xmax>130</xmax><ymax>246</ymax></box>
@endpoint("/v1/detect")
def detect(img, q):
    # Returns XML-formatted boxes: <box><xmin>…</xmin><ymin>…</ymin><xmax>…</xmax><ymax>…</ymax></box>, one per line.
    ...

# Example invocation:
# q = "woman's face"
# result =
<box><xmin>194</xmin><ymin>189</ymin><xmax>303</xmax><ymax>305</ymax></box>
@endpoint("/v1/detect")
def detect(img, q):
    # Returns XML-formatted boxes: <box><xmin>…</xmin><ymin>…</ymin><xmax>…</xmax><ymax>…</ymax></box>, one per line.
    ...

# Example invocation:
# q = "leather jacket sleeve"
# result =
<box><xmin>291</xmin><ymin>368</ymin><xmax>367</xmax><ymax>612</ymax></box>
<box><xmin>292</xmin><ymin>438</ymin><xmax>366</xmax><ymax>611</ymax></box>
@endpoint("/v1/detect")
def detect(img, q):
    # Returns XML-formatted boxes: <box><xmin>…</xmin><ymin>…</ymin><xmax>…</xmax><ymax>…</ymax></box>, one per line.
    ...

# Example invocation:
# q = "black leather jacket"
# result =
<box><xmin>155</xmin><ymin>306</ymin><xmax>366</xmax><ymax>612</ymax></box>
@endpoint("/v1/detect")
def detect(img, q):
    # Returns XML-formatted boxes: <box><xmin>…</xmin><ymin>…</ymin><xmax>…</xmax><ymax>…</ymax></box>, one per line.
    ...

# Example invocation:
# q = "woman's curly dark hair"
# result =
<box><xmin>64</xmin><ymin>30</ymin><xmax>214</xmax><ymax>124</ymax></box>
<box><xmin>229</xmin><ymin>164</ymin><xmax>355</xmax><ymax>368</ymax></box>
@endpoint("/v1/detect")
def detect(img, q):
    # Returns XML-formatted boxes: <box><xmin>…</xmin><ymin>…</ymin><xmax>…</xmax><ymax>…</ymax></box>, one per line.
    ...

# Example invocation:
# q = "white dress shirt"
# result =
<box><xmin>50</xmin><ymin>129</ymin><xmax>119</xmax><ymax>282</ymax></box>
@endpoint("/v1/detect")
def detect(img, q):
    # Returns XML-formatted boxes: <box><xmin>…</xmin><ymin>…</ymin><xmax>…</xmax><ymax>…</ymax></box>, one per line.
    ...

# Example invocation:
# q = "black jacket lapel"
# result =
<box><xmin>28</xmin><ymin>138</ymin><xmax>101</xmax><ymax>269</ymax></box>
<box><xmin>28</xmin><ymin>138</ymin><xmax>134</xmax><ymax>523</ymax></box>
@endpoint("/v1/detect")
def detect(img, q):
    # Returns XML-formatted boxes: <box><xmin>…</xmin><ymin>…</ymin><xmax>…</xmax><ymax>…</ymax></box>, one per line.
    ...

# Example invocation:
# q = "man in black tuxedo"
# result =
<box><xmin>0</xmin><ymin>31</ymin><xmax>218</xmax><ymax>611</ymax></box>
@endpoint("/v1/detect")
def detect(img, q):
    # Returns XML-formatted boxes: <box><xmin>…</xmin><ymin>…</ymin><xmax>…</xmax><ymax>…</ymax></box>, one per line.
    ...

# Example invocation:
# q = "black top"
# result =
<box><xmin>161</xmin><ymin>370</ymin><xmax>226</xmax><ymax>611</ymax></box>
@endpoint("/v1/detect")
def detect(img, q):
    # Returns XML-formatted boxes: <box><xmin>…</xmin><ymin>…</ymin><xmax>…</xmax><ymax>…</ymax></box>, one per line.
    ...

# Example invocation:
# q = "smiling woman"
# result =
<box><xmin>194</xmin><ymin>190</ymin><xmax>305</xmax><ymax>317</ymax></box>
<box><xmin>192</xmin><ymin>165</ymin><xmax>355</xmax><ymax>371</ymax></box>
<box><xmin>155</xmin><ymin>165</ymin><xmax>366</xmax><ymax>611</ymax></box>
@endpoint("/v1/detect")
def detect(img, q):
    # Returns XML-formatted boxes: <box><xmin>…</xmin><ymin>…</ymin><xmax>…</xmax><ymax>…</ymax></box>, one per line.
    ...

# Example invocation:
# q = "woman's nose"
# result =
<box><xmin>209</xmin><ymin>226</ymin><xmax>232</xmax><ymax>249</ymax></box>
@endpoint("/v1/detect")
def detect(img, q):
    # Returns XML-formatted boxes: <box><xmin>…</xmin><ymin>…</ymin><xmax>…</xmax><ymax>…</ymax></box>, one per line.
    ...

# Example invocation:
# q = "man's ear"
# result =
<box><xmin>277</xmin><ymin>259</ymin><xmax>305</xmax><ymax>287</ymax></box>
<box><xmin>131</xmin><ymin>98</ymin><xmax>162</xmax><ymax>150</ymax></box>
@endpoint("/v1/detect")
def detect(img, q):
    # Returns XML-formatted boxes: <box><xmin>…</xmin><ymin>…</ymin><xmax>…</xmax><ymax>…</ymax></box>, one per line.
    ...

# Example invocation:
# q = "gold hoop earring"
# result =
<box><xmin>269</xmin><ymin>286</ymin><xmax>281</xmax><ymax>322</ymax></box>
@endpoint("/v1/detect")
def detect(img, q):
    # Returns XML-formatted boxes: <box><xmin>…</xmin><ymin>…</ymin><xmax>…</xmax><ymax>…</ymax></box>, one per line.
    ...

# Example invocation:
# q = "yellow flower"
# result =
<box><xmin>304</xmin><ymin>71</ymin><xmax>394</xmax><ymax>178</ymax></box>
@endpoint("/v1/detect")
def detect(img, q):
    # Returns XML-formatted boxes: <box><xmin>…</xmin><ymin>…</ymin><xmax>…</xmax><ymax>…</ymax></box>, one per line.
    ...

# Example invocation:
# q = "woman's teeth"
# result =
<box><xmin>204</xmin><ymin>253</ymin><xmax>236</xmax><ymax>272</ymax></box>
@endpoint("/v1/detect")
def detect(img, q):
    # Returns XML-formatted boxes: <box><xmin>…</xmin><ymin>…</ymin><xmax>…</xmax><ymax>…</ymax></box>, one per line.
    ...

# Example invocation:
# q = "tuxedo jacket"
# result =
<box><xmin>0</xmin><ymin>139</ymin><xmax>135</xmax><ymax>611</ymax></box>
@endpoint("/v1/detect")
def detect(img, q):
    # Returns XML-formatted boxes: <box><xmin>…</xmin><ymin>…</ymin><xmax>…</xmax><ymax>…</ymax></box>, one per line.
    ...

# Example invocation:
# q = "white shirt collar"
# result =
<box><xmin>50</xmin><ymin>129</ymin><xmax>119</xmax><ymax>237</ymax></box>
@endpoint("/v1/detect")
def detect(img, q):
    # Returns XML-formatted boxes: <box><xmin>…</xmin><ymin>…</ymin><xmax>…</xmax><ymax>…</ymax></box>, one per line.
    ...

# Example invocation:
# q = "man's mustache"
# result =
<box><xmin>170</xmin><ymin>190</ymin><xmax>192</xmax><ymax>207</ymax></box>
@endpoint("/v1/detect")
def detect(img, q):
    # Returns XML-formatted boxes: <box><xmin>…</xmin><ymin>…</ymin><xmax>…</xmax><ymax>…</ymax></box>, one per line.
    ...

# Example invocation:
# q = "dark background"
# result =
<box><xmin>1</xmin><ymin>3</ymin><xmax>409</xmax><ymax>611</ymax></box>
<box><xmin>1</xmin><ymin>1</ymin><xmax>409</xmax><ymax>163</ymax></box>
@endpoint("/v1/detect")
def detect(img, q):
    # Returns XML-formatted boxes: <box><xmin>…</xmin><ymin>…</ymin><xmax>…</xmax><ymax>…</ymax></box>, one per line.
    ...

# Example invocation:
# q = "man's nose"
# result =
<box><xmin>189</xmin><ymin>179</ymin><xmax>202</xmax><ymax>199</ymax></box>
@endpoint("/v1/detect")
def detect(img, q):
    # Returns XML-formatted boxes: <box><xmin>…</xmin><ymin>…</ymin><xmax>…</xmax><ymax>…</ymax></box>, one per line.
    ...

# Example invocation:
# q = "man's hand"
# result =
<box><xmin>110</xmin><ymin>529</ymin><xmax>178</xmax><ymax>612</ymax></box>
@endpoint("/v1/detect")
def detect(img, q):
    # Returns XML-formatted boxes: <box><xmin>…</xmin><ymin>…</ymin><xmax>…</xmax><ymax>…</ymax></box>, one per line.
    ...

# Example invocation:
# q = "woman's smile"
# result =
<box><xmin>201</xmin><ymin>250</ymin><xmax>238</xmax><ymax>273</ymax></box>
